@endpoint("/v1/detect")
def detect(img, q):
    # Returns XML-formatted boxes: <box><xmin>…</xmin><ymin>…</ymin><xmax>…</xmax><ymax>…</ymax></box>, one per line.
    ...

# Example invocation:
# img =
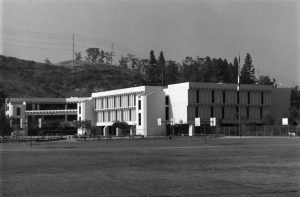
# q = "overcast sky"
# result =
<box><xmin>1</xmin><ymin>0</ymin><xmax>299</xmax><ymax>87</ymax></box>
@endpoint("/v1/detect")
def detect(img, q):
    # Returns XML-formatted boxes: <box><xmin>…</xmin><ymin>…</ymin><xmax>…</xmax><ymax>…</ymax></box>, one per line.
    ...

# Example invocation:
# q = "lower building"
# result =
<box><xmin>5</xmin><ymin>97</ymin><xmax>90</xmax><ymax>135</ymax></box>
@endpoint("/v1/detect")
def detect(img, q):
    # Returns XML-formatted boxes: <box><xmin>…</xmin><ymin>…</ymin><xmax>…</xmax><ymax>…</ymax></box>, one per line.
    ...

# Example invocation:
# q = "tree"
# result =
<box><xmin>217</xmin><ymin>58</ymin><xmax>231</xmax><ymax>83</ymax></box>
<box><xmin>75</xmin><ymin>52</ymin><xmax>82</xmax><ymax>61</ymax></box>
<box><xmin>240</xmin><ymin>53</ymin><xmax>257</xmax><ymax>84</ymax></box>
<box><xmin>119</xmin><ymin>56</ymin><xmax>129</xmax><ymax>69</ymax></box>
<box><xmin>258</xmin><ymin>75</ymin><xmax>276</xmax><ymax>86</ymax></box>
<box><xmin>157</xmin><ymin>51</ymin><xmax>166</xmax><ymax>86</ymax></box>
<box><xmin>0</xmin><ymin>88</ymin><xmax>11</xmax><ymax>136</ymax></box>
<box><xmin>98</xmin><ymin>50</ymin><xmax>106</xmax><ymax>63</ymax></box>
<box><xmin>204</xmin><ymin>57</ymin><xmax>218</xmax><ymax>83</ymax></box>
<box><xmin>232</xmin><ymin>57</ymin><xmax>239</xmax><ymax>83</ymax></box>
<box><xmin>85</xmin><ymin>48</ymin><xmax>100</xmax><ymax>62</ymax></box>
<box><xmin>165</xmin><ymin>60</ymin><xmax>180</xmax><ymax>85</ymax></box>
<box><xmin>45</xmin><ymin>58</ymin><xmax>51</xmax><ymax>64</ymax></box>
<box><xmin>145</xmin><ymin>50</ymin><xmax>159</xmax><ymax>85</ymax></box>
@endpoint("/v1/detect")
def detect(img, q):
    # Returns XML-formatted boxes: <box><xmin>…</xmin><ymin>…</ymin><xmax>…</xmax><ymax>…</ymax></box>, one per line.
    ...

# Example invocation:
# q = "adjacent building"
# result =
<box><xmin>5</xmin><ymin>97</ymin><xmax>90</xmax><ymax>135</ymax></box>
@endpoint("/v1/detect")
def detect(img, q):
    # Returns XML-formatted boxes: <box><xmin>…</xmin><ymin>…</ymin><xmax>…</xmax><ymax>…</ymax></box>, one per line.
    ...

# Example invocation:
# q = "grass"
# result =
<box><xmin>1</xmin><ymin>137</ymin><xmax>300</xmax><ymax>196</ymax></box>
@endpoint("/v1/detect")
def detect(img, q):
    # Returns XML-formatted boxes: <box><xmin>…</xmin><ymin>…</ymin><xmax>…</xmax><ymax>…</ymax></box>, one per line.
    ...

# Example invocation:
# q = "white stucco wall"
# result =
<box><xmin>164</xmin><ymin>83</ymin><xmax>189</xmax><ymax>124</ymax></box>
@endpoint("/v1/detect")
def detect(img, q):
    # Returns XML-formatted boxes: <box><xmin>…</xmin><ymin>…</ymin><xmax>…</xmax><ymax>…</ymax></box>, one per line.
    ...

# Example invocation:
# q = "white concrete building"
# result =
<box><xmin>92</xmin><ymin>86</ymin><xmax>166</xmax><ymax>136</ymax></box>
<box><xmin>5</xmin><ymin>97</ymin><xmax>90</xmax><ymax>135</ymax></box>
<box><xmin>5</xmin><ymin>82</ymin><xmax>291</xmax><ymax>136</ymax></box>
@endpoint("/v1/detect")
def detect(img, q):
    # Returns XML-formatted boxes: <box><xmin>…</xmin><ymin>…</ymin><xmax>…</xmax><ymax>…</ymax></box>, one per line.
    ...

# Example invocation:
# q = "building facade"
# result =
<box><xmin>91</xmin><ymin>86</ymin><xmax>165</xmax><ymax>136</ymax></box>
<box><xmin>165</xmin><ymin>82</ymin><xmax>275</xmax><ymax>126</ymax></box>
<box><xmin>5</xmin><ymin>82</ymin><xmax>291</xmax><ymax>136</ymax></box>
<box><xmin>5</xmin><ymin>97</ymin><xmax>89</xmax><ymax>135</ymax></box>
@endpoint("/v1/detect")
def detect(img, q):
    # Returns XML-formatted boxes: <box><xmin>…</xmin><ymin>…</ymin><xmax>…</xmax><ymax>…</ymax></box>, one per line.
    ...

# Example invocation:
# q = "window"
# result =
<box><xmin>165</xmin><ymin>96</ymin><xmax>169</xmax><ymax>105</ymax></box>
<box><xmin>106</xmin><ymin>97</ymin><xmax>109</xmax><ymax>108</ymax></box>
<box><xmin>128</xmin><ymin>95</ymin><xmax>130</xmax><ymax>107</ymax></box>
<box><xmin>26</xmin><ymin>104</ymin><xmax>32</xmax><ymax>110</ymax></box>
<box><xmin>138</xmin><ymin>100</ymin><xmax>141</xmax><ymax>110</ymax></box>
<box><xmin>260</xmin><ymin>107</ymin><xmax>263</xmax><ymax>119</ymax></box>
<box><xmin>165</xmin><ymin>107</ymin><xmax>169</xmax><ymax>120</ymax></box>
<box><xmin>222</xmin><ymin>107</ymin><xmax>225</xmax><ymax>119</ymax></box>
<box><xmin>212</xmin><ymin>90</ymin><xmax>215</xmax><ymax>103</ymax></box>
<box><xmin>79</xmin><ymin>106</ymin><xmax>81</xmax><ymax>114</ymax></box>
<box><xmin>195</xmin><ymin>106</ymin><xmax>198</xmax><ymax>118</ymax></box>
<box><xmin>119</xmin><ymin>96</ymin><xmax>122</xmax><ymax>107</ymax></box>
<box><xmin>247</xmin><ymin>107</ymin><xmax>249</xmax><ymax>119</ymax></box>
<box><xmin>210</xmin><ymin>106</ymin><xmax>214</xmax><ymax>117</ymax></box>
<box><xmin>108</xmin><ymin>111</ymin><xmax>110</xmax><ymax>122</ymax></box>
<box><xmin>94</xmin><ymin>99</ymin><xmax>96</xmax><ymax>109</ymax></box>
<box><xmin>101</xmin><ymin>98</ymin><xmax>103</xmax><ymax>109</ymax></box>
<box><xmin>223</xmin><ymin>91</ymin><xmax>226</xmax><ymax>104</ymax></box>
<box><xmin>261</xmin><ymin>92</ymin><xmax>264</xmax><ymax>105</ymax></box>
<box><xmin>196</xmin><ymin>90</ymin><xmax>199</xmax><ymax>103</ymax></box>
<box><xmin>121</xmin><ymin>111</ymin><xmax>123</xmax><ymax>121</ymax></box>
<box><xmin>248</xmin><ymin>92</ymin><xmax>250</xmax><ymax>105</ymax></box>
<box><xmin>79</xmin><ymin>116</ymin><xmax>81</xmax><ymax>121</ymax></box>
<box><xmin>129</xmin><ymin>109</ymin><xmax>132</xmax><ymax>121</ymax></box>
<box><xmin>138</xmin><ymin>113</ymin><xmax>141</xmax><ymax>125</ymax></box>
<box><xmin>17</xmin><ymin>107</ymin><xmax>21</xmax><ymax>116</ymax></box>
<box><xmin>134</xmin><ymin>95</ymin><xmax>136</xmax><ymax>106</ymax></box>
<box><xmin>113</xmin><ymin>97</ymin><xmax>116</xmax><ymax>108</ymax></box>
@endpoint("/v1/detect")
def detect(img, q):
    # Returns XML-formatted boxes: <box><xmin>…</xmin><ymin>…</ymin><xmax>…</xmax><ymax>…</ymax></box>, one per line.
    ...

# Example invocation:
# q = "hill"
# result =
<box><xmin>0</xmin><ymin>55</ymin><xmax>145</xmax><ymax>98</ymax></box>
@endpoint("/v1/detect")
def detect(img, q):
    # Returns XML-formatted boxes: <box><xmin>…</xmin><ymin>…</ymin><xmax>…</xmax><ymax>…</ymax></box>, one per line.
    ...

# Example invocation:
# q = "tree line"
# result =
<box><xmin>77</xmin><ymin>48</ymin><xmax>277</xmax><ymax>87</ymax></box>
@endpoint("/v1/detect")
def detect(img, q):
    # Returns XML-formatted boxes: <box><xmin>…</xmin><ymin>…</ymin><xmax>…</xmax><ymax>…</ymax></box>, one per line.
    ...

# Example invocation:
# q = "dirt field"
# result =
<box><xmin>1</xmin><ymin>137</ymin><xmax>300</xmax><ymax>196</ymax></box>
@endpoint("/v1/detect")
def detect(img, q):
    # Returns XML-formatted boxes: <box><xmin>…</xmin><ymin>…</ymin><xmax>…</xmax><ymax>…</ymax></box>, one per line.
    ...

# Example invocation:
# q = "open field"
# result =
<box><xmin>1</xmin><ymin>137</ymin><xmax>300</xmax><ymax>196</ymax></box>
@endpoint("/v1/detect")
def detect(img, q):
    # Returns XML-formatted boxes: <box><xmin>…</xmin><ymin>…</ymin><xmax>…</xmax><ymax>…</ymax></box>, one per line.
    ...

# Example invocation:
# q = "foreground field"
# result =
<box><xmin>1</xmin><ymin>137</ymin><xmax>300</xmax><ymax>196</ymax></box>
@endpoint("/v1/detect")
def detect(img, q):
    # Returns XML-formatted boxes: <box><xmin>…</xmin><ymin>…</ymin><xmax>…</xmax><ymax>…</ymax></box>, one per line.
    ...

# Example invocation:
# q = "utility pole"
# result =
<box><xmin>238</xmin><ymin>53</ymin><xmax>241</xmax><ymax>137</ymax></box>
<box><xmin>110</xmin><ymin>42</ymin><xmax>114</xmax><ymax>66</ymax></box>
<box><xmin>72</xmin><ymin>34</ymin><xmax>75</xmax><ymax>63</ymax></box>
<box><xmin>162</xmin><ymin>65</ymin><xmax>164</xmax><ymax>86</ymax></box>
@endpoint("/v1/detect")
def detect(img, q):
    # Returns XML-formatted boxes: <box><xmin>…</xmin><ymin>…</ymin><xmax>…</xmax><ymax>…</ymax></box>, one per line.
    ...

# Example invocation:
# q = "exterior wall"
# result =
<box><xmin>167</xmin><ymin>82</ymin><xmax>273</xmax><ymax>126</ymax></box>
<box><xmin>78</xmin><ymin>99</ymin><xmax>95</xmax><ymax>125</ymax></box>
<box><xmin>164</xmin><ymin>83</ymin><xmax>189</xmax><ymax>124</ymax></box>
<box><xmin>144</xmin><ymin>91</ymin><xmax>166</xmax><ymax>136</ymax></box>
<box><xmin>5</xmin><ymin>97</ymin><xmax>87</xmax><ymax>136</ymax></box>
<box><xmin>271</xmin><ymin>88</ymin><xmax>291</xmax><ymax>125</ymax></box>
<box><xmin>93</xmin><ymin>86</ymin><xmax>165</xmax><ymax>137</ymax></box>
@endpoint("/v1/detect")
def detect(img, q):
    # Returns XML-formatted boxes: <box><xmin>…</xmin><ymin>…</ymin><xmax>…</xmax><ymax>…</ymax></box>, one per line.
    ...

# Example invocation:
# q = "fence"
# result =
<box><xmin>216</xmin><ymin>126</ymin><xmax>300</xmax><ymax>137</ymax></box>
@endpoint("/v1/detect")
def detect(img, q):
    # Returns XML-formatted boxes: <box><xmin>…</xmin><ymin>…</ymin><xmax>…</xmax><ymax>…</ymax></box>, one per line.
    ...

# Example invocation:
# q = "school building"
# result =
<box><xmin>5</xmin><ymin>82</ymin><xmax>291</xmax><ymax>136</ymax></box>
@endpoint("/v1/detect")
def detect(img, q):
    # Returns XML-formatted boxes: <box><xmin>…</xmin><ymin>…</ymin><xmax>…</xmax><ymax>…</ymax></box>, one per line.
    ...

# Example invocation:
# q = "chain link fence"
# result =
<box><xmin>216</xmin><ymin>126</ymin><xmax>300</xmax><ymax>137</ymax></box>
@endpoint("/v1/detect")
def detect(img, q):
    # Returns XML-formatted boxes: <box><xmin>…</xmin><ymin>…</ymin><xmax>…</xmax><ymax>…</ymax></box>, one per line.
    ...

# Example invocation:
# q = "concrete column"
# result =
<box><xmin>103</xmin><ymin>126</ymin><xmax>109</xmax><ymax>137</ymax></box>
<box><xmin>116</xmin><ymin>128</ymin><xmax>122</xmax><ymax>136</ymax></box>
<box><xmin>189</xmin><ymin>125</ymin><xmax>194</xmax><ymax>136</ymax></box>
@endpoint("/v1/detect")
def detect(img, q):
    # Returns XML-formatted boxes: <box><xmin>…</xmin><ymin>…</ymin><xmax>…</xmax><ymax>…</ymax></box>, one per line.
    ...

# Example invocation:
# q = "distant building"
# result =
<box><xmin>5</xmin><ymin>82</ymin><xmax>291</xmax><ymax>136</ymax></box>
<box><xmin>5</xmin><ymin>97</ymin><xmax>90</xmax><ymax>136</ymax></box>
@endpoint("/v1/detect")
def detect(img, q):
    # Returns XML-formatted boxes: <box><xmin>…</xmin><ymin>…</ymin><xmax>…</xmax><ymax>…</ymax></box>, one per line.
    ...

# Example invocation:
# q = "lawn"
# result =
<box><xmin>1</xmin><ymin>137</ymin><xmax>300</xmax><ymax>196</ymax></box>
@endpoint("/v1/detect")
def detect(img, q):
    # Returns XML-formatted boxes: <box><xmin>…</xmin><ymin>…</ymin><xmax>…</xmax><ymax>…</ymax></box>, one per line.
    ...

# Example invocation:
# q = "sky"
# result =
<box><xmin>1</xmin><ymin>0</ymin><xmax>299</xmax><ymax>87</ymax></box>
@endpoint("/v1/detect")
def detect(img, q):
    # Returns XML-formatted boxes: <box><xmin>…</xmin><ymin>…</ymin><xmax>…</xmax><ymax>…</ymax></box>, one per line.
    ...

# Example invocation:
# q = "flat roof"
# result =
<box><xmin>168</xmin><ymin>82</ymin><xmax>273</xmax><ymax>91</ymax></box>
<box><xmin>91</xmin><ymin>86</ymin><xmax>163</xmax><ymax>98</ymax></box>
<box><xmin>6</xmin><ymin>97</ymin><xmax>91</xmax><ymax>104</ymax></box>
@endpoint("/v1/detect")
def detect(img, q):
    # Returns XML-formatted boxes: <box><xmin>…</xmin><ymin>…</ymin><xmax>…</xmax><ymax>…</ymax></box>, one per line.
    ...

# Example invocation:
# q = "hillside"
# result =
<box><xmin>0</xmin><ymin>55</ymin><xmax>145</xmax><ymax>98</ymax></box>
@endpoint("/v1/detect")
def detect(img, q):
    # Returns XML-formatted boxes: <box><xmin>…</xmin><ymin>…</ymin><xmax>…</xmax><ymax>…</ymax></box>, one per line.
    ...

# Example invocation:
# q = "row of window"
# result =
<box><xmin>196</xmin><ymin>90</ymin><xmax>266</xmax><ymax>105</ymax></box>
<box><xmin>194</xmin><ymin>106</ymin><xmax>266</xmax><ymax>120</ymax></box>
<box><xmin>94</xmin><ymin>94</ymin><xmax>137</xmax><ymax>109</ymax></box>
<box><xmin>98</xmin><ymin>109</ymin><xmax>137</xmax><ymax>122</ymax></box>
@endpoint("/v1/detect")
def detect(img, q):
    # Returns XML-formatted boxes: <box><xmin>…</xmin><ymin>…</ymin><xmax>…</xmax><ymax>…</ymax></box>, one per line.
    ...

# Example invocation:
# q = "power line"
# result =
<box><xmin>0</xmin><ymin>26</ymin><xmax>147</xmax><ymax>60</ymax></box>
<box><xmin>0</xmin><ymin>41</ymin><xmax>72</xmax><ymax>51</ymax></box>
